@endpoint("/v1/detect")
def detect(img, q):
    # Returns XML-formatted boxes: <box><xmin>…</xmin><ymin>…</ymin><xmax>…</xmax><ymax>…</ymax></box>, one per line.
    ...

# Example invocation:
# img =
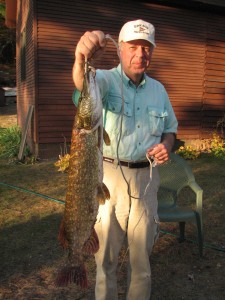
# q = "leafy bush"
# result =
<box><xmin>0</xmin><ymin>4</ymin><xmax>16</xmax><ymax>64</ymax></box>
<box><xmin>0</xmin><ymin>125</ymin><xmax>30</xmax><ymax>160</ymax></box>
<box><xmin>176</xmin><ymin>133</ymin><xmax>225</xmax><ymax>160</ymax></box>
<box><xmin>0</xmin><ymin>3</ymin><xmax>5</xmax><ymax>18</ymax></box>
<box><xmin>0</xmin><ymin>126</ymin><xmax>21</xmax><ymax>158</ymax></box>
<box><xmin>175</xmin><ymin>145</ymin><xmax>200</xmax><ymax>160</ymax></box>
<box><xmin>209</xmin><ymin>133</ymin><xmax>225</xmax><ymax>159</ymax></box>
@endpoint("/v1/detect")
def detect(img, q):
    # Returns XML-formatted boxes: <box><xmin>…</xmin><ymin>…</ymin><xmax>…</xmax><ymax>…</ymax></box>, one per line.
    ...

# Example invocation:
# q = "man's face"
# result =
<box><xmin>119</xmin><ymin>39</ymin><xmax>153</xmax><ymax>83</ymax></box>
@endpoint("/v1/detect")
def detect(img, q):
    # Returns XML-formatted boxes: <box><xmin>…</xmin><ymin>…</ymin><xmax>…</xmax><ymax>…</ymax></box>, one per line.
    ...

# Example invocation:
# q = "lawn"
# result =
<box><xmin>0</xmin><ymin>102</ymin><xmax>225</xmax><ymax>299</ymax></box>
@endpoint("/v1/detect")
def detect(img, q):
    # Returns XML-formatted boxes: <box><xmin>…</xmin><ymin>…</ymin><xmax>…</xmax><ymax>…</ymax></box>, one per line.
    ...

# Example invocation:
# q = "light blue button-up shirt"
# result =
<box><xmin>73</xmin><ymin>64</ymin><xmax>178</xmax><ymax>162</ymax></box>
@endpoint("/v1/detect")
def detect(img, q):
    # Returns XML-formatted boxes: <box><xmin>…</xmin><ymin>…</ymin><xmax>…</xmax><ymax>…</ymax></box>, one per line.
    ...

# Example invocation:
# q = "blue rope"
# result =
<box><xmin>1</xmin><ymin>181</ymin><xmax>224</xmax><ymax>253</ymax></box>
<box><xmin>0</xmin><ymin>181</ymin><xmax>65</xmax><ymax>205</ymax></box>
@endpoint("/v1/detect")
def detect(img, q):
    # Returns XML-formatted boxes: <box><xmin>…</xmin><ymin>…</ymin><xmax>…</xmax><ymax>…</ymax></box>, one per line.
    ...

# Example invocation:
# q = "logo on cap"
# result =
<box><xmin>134</xmin><ymin>24</ymin><xmax>150</xmax><ymax>35</ymax></box>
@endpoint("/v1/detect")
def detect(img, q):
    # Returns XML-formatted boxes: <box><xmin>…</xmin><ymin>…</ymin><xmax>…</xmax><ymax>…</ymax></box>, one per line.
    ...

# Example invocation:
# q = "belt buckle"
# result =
<box><xmin>127</xmin><ymin>161</ymin><xmax>134</xmax><ymax>168</ymax></box>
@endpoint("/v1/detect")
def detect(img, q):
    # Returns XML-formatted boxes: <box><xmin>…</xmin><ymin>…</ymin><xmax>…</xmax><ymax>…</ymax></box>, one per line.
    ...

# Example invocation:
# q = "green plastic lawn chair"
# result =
<box><xmin>157</xmin><ymin>153</ymin><xmax>203</xmax><ymax>257</ymax></box>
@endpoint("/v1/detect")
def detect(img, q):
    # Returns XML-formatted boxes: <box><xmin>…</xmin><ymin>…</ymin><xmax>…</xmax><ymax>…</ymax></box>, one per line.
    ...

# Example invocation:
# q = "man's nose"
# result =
<box><xmin>135</xmin><ymin>46</ymin><xmax>144</xmax><ymax>57</ymax></box>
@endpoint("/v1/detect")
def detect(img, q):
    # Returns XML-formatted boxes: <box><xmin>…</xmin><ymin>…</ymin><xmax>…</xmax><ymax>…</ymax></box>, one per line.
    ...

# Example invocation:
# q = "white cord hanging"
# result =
<box><xmin>105</xmin><ymin>34</ymin><xmax>155</xmax><ymax>200</ymax></box>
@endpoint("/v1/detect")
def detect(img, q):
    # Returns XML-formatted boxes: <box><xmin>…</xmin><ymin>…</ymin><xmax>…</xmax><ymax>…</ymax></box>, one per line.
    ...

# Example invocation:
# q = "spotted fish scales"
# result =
<box><xmin>56</xmin><ymin>61</ymin><xmax>110</xmax><ymax>288</ymax></box>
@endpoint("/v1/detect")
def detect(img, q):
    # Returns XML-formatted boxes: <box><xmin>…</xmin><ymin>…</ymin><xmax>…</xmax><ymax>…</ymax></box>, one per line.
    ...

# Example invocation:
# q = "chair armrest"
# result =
<box><xmin>188</xmin><ymin>180</ymin><xmax>203</xmax><ymax>221</ymax></box>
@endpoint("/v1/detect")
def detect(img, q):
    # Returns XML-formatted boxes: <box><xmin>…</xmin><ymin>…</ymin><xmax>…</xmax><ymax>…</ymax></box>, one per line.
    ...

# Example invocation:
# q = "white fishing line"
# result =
<box><xmin>104</xmin><ymin>34</ymin><xmax>157</xmax><ymax>272</ymax></box>
<box><xmin>105</xmin><ymin>34</ymin><xmax>154</xmax><ymax>200</ymax></box>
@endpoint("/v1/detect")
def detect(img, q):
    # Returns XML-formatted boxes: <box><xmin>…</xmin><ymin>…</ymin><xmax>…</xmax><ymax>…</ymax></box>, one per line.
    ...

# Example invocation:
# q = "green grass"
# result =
<box><xmin>0</xmin><ymin>155</ymin><xmax>225</xmax><ymax>299</ymax></box>
<box><xmin>0</xmin><ymin>103</ymin><xmax>225</xmax><ymax>299</ymax></box>
<box><xmin>0</xmin><ymin>125</ymin><xmax>23</xmax><ymax>159</ymax></box>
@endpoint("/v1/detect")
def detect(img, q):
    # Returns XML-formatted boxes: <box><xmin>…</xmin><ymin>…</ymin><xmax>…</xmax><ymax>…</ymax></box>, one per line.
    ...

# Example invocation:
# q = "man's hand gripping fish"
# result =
<box><xmin>56</xmin><ymin>60</ymin><xmax>110</xmax><ymax>288</ymax></box>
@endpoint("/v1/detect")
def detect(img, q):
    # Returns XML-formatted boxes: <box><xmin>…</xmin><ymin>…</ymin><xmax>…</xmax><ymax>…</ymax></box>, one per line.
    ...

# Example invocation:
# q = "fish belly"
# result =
<box><xmin>65</xmin><ymin>127</ymin><xmax>99</xmax><ymax>259</ymax></box>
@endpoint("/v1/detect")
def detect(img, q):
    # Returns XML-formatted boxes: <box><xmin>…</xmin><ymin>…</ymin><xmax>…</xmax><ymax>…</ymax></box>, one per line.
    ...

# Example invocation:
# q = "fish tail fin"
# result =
<box><xmin>82</xmin><ymin>228</ymin><xmax>99</xmax><ymax>254</ymax></box>
<box><xmin>97</xmin><ymin>183</ymin><xmax>110</xmax><ymax>205</ymax></box>
<box><xmin>55</xmin><ymin>264</ymin><xmax>88</xmax><ymax>288</ymax></box>
<box><xmin>58</xmin><ymin>219</ymin><xmax>69</xmax><ymax>249</ymax></box>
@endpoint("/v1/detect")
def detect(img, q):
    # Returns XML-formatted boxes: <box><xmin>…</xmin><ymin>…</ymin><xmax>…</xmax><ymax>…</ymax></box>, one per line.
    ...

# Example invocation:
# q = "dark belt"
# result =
<box><xmin>103</xmin><ymin>157</ymin><xmax>149</xmax><ymax>169</ymax></box>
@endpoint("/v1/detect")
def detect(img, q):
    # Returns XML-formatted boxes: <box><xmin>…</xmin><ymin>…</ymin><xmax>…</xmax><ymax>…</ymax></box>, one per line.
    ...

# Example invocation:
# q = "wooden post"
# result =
<box><xmin>18</xmin><ymin>105</ymin><xmax>34</xmax><ymax>161</ymax></box>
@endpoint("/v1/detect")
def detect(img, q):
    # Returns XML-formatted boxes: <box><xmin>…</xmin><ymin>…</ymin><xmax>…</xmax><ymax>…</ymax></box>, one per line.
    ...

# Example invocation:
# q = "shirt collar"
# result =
<box><xmin>116</xmin><ymin>64</ymin><xmax>146</xmax><ymax>89</ymax></box>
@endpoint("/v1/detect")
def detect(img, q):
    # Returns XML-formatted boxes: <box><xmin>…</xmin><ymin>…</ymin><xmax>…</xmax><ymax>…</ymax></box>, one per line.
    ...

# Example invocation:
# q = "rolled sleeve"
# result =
<box><xmin>72</xmin><ymin>89</ymin><xmax>81</xmax><ymax>106</ymax></box>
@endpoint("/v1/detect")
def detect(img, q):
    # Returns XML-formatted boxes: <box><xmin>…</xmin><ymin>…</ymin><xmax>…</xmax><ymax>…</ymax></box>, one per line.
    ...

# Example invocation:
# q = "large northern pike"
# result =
<box><xmin>56</xmin><ymin>61</ymin><xmax>110</xmax><ymax>288</ymax></box>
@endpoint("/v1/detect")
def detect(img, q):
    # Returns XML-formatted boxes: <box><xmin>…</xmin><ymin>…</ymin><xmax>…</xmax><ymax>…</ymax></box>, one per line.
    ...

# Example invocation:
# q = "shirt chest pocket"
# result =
<box><xmin>148</xmin><ymin>106</ymin><xmax>168</xmax><ymax>136</ymax></box>
<box><xmin>106</xmin><ymin>94</ymin><xmax>133</xmax><ymax>135</ymax></box>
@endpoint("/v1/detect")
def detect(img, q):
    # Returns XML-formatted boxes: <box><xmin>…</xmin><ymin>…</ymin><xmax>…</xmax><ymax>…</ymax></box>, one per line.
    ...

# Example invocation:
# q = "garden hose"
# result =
<box><xmin>1</xmin><ymin>181</ymin><xmax>224</xmax><ymax>253</ymax></box>
<box><xmin>0</xmin><ymin>181</ymin><xmax>65</xmax><ymax>204</ymax></box>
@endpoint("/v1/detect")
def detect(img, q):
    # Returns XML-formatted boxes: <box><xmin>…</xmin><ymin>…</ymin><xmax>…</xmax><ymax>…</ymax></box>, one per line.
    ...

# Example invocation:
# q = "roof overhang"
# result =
<box><xmin>4</xmin><ymin>0</ymin><xmax>225</xmax><ymax>29</ymax></box>
<box><xmin>146</xmin><ymin>0</ymin><xmax>225</xmax><ymax>12</ymax></box>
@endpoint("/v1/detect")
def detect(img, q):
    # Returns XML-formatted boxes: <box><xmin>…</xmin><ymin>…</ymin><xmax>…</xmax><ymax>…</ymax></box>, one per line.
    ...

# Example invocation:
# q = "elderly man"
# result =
<box><xmin>72</xmin><ymin>19</ymin><xmax>178</xmax><ymax>300</ymax></box>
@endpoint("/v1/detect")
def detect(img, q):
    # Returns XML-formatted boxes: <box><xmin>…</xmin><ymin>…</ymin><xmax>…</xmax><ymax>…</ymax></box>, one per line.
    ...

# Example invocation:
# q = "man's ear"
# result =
<box><xmin>117</xmin><ymin>42</ymin><xmax>123</xmax><ymax>59</ymax></box>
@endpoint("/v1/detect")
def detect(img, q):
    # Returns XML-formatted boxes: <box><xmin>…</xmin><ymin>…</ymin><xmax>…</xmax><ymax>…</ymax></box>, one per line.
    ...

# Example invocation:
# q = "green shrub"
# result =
<box><xmin>209</xmin><ymin>133</ymin><xmax>225</xmax><ymax>159</ymax></box>
<box><xmin>176</xmin><ymin>133</ymin><xmax>225</xmax><ymax>160</ymax></box>
<box><xmin>175</xmin><ymin>145</ymin><xmax>200</xmax><ymax>160</ymax></box>
<box><xmin>0</xmin><ymin>3</ymin><xmax>5</xmax><ymax>18</ymax></box>
<box><xmin>0</xmin><ymin>125</ymin><xmax>30</xmax><ymax>160</ymax></box>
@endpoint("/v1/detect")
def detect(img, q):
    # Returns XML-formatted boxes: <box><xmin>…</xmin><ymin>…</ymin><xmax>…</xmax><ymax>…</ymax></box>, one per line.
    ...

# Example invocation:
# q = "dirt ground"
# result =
<box><xmin>0</xmin><ymin>96</ymin><xmax>17</xmax><ymax>127</ymax></box>
<box><xmin>0</xmin><ymin>102</ymin><xmax>225</xmax><ymax>300</ymax></box>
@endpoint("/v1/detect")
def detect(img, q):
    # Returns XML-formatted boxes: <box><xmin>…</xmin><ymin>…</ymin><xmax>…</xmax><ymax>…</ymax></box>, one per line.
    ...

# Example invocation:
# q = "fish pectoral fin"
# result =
<box><xmin>96</xmin><ymin>183</ymin><xmax>110</xmax><ymax>204</ymax></box>
<box><xmin>58</xmin><ymin>219</ymin><xmax>69</xmax><ymax>249</ymax></box>
<box><xmin>103</xmin><ymin>128</ymin><xmax>111</xmax><ymax>146</ymax></box>
<box><xmin>102</xmin><ymin>182</ymin><xmax>110</xmax><ymax>199</ymax></box>
<box><xmin>82</xmin><ymin>228</ymin><xmax>99</xmax><ymax>255</ymax></box>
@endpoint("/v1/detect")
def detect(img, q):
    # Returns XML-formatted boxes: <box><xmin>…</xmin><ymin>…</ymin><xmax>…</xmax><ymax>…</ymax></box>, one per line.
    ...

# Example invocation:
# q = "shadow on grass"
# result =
<box><xmin>0</xmin><ymin>210</ymin><xmax>224</xmax><ymax>300</ymax></box>
<box><xmin>0</xmin><ymin>155</ymin><xmax>225</xmax><ymax>299</ymax></box>
<box><xmin>0</xmin><ymin>212</ymin><xmax>63</xmax><ymax>283</ymax></box>
<box><xmin>0</xmin><ymin>102</ymin><xmax>17</xmax><ymax>116</ymax></box>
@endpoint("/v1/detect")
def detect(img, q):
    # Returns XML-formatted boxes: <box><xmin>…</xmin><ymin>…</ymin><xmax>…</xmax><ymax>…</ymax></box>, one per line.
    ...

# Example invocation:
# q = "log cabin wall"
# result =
<box><xmin>15</xmin><ymin>0</ymin><xmax>225</xmax><ymax>158</ymax></box>
<box><xmin>202</xmin><ymin>14</ymin><xmax>225</xmax><ymax>137</ymax></box>
<box><xmin>16</xmin><ymin>0</ymin><xmax>37</xmax><ymax>154</ymax></box>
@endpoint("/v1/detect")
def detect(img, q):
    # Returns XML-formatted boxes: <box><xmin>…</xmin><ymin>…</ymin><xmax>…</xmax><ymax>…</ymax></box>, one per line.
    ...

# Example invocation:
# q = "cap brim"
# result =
<box><xmin>122</xmin><ymin>37</ymin><xmax>156</xmax><ymax>47</ymax></box>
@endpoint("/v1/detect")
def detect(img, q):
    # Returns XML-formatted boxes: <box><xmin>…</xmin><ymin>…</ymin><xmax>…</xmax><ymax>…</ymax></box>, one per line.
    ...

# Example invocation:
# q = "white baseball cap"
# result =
<box><xmin>118</xmin><ymin>19</ymin><xmax>156</xmax><ymax>47</ymax></box>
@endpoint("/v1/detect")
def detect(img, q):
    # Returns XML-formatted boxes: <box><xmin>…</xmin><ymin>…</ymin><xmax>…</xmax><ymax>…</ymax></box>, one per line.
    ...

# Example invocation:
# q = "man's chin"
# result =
<box><xmin>133</xmin><ymin>67</ymin><xmax>146</xmax><ymax>74</ymax></box>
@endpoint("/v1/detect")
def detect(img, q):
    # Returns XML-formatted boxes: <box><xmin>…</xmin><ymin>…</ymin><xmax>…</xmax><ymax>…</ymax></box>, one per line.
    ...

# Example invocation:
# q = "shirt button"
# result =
<box><xmin>137</xmin><ymin>107</ymin><xmax>140</xmax><ymax>110</ymax></box>
<box><xmin>137</xmin><ymin>125</ymin><xmax>140</xmax><ymax>128</ymax></box>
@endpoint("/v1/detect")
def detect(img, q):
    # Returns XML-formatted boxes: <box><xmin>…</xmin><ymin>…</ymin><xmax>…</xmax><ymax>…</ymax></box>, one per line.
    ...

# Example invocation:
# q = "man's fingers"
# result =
<box><xmin>92</xmin><ymin>30</ymin><xmax>107</xmax><ymax>47</ymax></box>
<box><xmin>147</xmin><ymin>143</ymin><xmax>169</xmax><ymax>164</ymax></box>
<box><xmin>76</xmin><ymin>31</ymin><xmax>106</xmax><ymax>60</ymax></box>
